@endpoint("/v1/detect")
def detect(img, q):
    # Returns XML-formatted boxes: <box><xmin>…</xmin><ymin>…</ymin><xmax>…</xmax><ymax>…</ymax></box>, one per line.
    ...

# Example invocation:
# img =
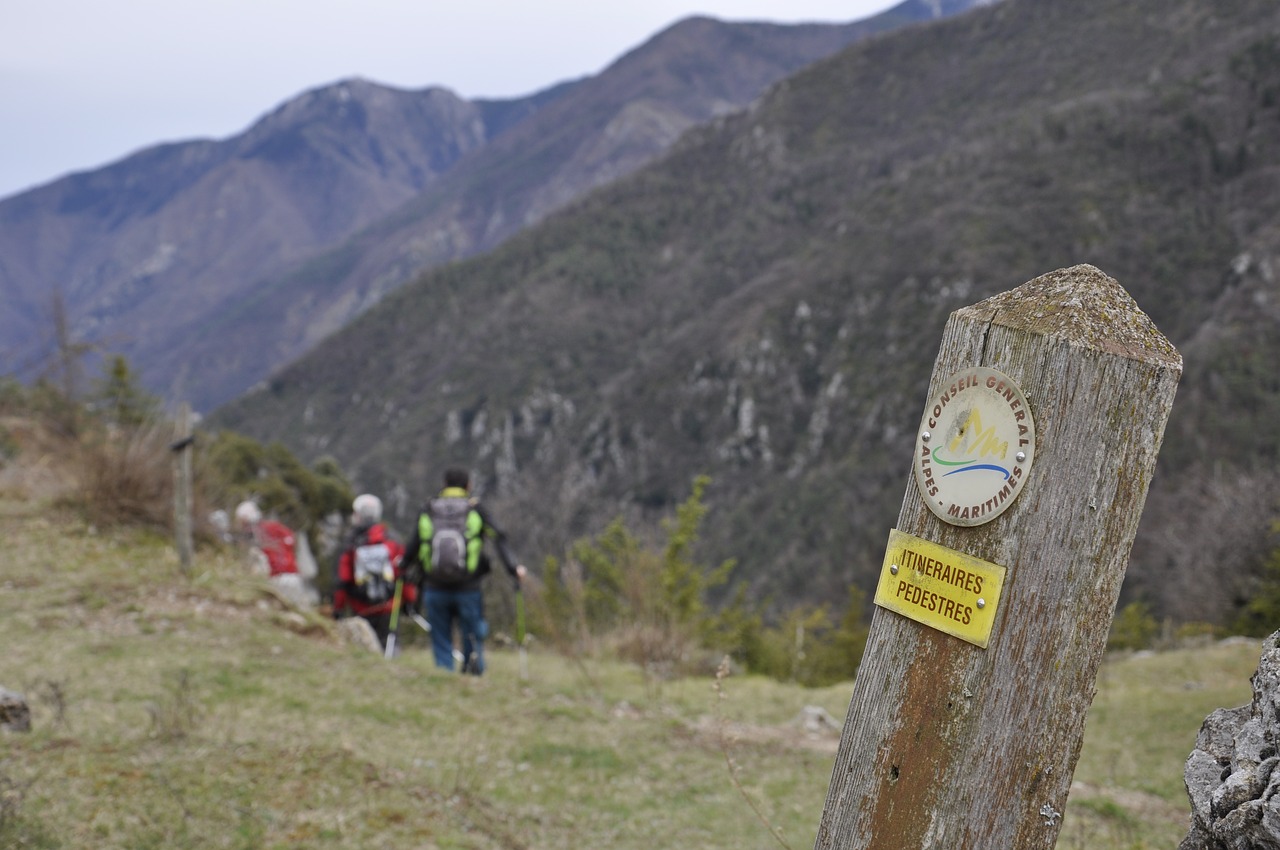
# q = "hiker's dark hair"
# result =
<box><xmin>444</xmin><ymin>467</ymin><xmax>470</xmax><ymax>490</ymax></box>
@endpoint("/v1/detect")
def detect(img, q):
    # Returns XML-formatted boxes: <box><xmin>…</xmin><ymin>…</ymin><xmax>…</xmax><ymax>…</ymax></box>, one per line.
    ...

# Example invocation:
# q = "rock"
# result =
<box><xmin>294</xmin><ymin>531</ymin><xmax>319</xmax><ymax>581</ymax></box>
<box><xmin>0</xmin><ymin>687</ymin><xmax>31</xmax><ymax>733</ymax></box>
<box><xmin>247</xmin><ymin>547</ymin><xmax>270</xmax><ymax>577</ymax></box>
<box><xmin>1180</xmin><ymin>633</ymin><xmax>1280</xmax><ymax>849</ymax></box>
<box><xmin>1211</xmin><ymin>757</ymin><xmax>1277</xmax><ymax>821</ymax></box>
<box><xmin>268</xmin><ymin>572</ymin><xmax>319</xmax><ymax>610</ymax></box>
<box><xmin>336</xmin><ymin>617</ymin><xmax>383</xmax><ymax>654</ymax></box>
<box><xmin>795</xmin><ymin>704</ymin><xmax>841</xmax><ymax>735</ymax></box>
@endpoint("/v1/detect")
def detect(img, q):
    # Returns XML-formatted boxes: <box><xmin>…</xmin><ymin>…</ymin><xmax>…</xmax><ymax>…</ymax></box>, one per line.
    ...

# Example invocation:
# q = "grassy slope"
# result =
<box><xmin>0</xmin><ymin>507</ymin><xmax>1260</xmax><ymax>849</ymax></box>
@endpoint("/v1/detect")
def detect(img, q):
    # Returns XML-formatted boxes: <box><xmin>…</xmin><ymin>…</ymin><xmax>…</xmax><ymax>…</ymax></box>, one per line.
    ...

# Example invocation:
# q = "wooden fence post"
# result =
<box><xmin>814</xmin><ymin>265</ymin><xmax>1182</xmax><ymax>849</ymax></box>
<box><xmin>172</xmin><ymin>402</ymin><xmax>194</xmax><ymax>574</ymax></box>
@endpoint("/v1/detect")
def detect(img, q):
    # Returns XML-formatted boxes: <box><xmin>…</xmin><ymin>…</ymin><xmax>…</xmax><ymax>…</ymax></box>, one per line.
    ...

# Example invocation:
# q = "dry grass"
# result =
<box><xmin>0</xmin><ymin>415</ymin><xmax>79</xmax><ymax>505</ymax></box>
<box><xmin>0</xmin><ymin>412</ymin><xmax>177</xmax><ymax>530</ymax></box>
<box><xmin>70</xmin><ymin>421</ymin><xmax>175</xmax><ymax>528</ymax></box>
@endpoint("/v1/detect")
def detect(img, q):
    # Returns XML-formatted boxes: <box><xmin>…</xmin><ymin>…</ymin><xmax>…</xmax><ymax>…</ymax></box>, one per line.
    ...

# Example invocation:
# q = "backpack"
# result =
<box><xmin>352</xmin><ymin>535</ymin><xmax>396</xmax><ymax>603</ymax></box>
<box><xmin>421</xmin><ymin>496</ymin><xmax>480</xmax><ymax>586</ymax></box>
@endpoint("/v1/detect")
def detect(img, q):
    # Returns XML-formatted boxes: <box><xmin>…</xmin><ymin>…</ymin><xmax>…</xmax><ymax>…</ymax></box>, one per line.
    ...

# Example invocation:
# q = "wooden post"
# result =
<box><xmin>814</xmin><ymin>265</ymin><xmax>1182</xmax><ymax>849</ymax></box>
<box><xmin>172</xmin><ymin>402</ymin><xmax>194</xmax><ymax>574</ymax></box>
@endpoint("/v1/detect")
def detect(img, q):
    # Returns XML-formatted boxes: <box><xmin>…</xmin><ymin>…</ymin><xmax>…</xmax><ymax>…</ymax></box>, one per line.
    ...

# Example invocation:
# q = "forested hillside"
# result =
<box><xmin>213</xmin><ymin>0</ymin><xmax>1280</xmax><ymax>627</ymax></box>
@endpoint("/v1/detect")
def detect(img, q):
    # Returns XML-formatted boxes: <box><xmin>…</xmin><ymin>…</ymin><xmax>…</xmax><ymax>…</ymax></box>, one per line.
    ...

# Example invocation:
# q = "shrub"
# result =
<box><xmin>1173</xmin><ymin>621</ymin><xmax>1220</xmax><ymax>646</ymax></box>
<box><xmin>1</xmin><ymin>351</ymin><xmax>355</xmax><ymax>562</ymax></box>
<box><xmin>0</xmin><ymin>354</ymin><xmax>177</xmax><ymax>528</ymax></box>
<box><xmin>68</xmin><ymin>418</ymin><xmax>174</xmax><ymax>528</ymax></box>
<box><xmin>531</xmin><ymin>476</ymin><xmax>869</xmax><ymax>686</ymax></box>
<box><xmin>198</xmin><ymin>431</ymin><xmax>353</xmax><ymax>534</ymax></box>
<box><xmin>724</xmin><ymin>586</ymin><xmax>868</xmax><ymax>687</ymax></box>
<box><xmin>92</xmin><ymin>355</ymin><xmax>160</xmax><ymax>428</ymax></box>
<box><xmin>1231</xmin><ymin>519</ymin><xmax>1280</xmax><ymax>637</ymax></box>
<box><xmin>531</xmin><ymin>476</ymin><xmax>734</xmax><ymax>675</ymax></box>
<box><xmin>1109</xmin><ymin>601</ymin><xmax>1159</xmax><ymax>651</ymax></box>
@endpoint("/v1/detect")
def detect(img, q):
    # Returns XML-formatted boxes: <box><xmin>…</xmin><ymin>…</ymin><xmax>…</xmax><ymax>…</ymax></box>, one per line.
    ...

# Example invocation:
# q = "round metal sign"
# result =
<box><xmin>914</xmin><ymin>366</ymin><xmax>1036</xmax><ymax>527</ymax></box>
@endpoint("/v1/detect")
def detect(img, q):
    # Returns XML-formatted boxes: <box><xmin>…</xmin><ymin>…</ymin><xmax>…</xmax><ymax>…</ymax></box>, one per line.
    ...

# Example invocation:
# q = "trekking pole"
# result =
<box><xmin>514</xmin><ymin>577</ymin><xmax>528</xmax><ymax>681</ymax></box>
<box><xmin>384</xmin><ymin>578</ymin><xmax>404</xmax><ymax>660</ymax></box>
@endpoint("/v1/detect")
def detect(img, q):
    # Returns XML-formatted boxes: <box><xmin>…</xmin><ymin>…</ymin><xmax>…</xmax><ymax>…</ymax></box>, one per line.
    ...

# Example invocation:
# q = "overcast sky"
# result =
<box><xmin>0</xmin><ymin>0</ymin><xmax>899</xmax><ymax>201</ymax></box>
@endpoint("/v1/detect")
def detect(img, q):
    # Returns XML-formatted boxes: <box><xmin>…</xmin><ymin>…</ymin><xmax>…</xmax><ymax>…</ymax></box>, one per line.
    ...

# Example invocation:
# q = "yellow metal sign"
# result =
<box><xmin>873</xmin><ymin>528</ymin><xmax>1007</xmax><ymax>648</ymax></box>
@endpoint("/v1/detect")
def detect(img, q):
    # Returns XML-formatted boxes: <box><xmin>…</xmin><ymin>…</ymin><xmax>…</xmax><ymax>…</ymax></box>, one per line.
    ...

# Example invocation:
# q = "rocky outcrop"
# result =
<box><xmin>1181</xmin><ymin>634</ymin><xmax>1280</xmax><ymax>849</ymax></box>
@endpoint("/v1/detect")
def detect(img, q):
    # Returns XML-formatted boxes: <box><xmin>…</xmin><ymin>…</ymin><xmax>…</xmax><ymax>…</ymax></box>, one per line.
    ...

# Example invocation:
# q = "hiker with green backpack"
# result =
<box><xmin>401</xmin><ymin>467</ymin><xmax>526</xmax><ymax>675</ymax></box>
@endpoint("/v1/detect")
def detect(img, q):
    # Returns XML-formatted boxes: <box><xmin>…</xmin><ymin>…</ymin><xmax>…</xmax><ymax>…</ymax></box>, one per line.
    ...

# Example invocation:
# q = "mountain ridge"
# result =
<box><xmin>0</xmin><ymin>0</ymin><xmax>993</xmax><ymax>409</ymax></box>
<box><xmin>0</xmin><ymin>76</ymin><xmax>536</xmax><ymax>380</ymax></box>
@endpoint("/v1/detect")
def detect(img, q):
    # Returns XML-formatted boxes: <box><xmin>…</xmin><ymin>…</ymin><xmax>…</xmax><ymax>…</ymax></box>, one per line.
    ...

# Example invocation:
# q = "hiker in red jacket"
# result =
<box><xmin>333</xmin><ymin>494</ymin><xmax>417</xmax><ymax>650</ymax></box>
<box><xmin>234</xmin><ymin>501</ymin><xmax>298</xmax><ymax>577</ymax></box>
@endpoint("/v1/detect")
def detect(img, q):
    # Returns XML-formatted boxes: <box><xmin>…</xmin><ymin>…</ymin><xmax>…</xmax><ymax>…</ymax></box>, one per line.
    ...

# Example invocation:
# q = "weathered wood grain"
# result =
<box><xmin>814</xmin><ymin>265</ymin><xmax>1182</xmax><ymax>850</ymax></box>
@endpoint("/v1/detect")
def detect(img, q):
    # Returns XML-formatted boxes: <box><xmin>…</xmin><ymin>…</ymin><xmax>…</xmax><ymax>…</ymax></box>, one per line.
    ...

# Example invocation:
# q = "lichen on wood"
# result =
<box><xmin>959</xmin><ymin>264</ymin><xmax>1182</xmax><ymax>366</ymax></box>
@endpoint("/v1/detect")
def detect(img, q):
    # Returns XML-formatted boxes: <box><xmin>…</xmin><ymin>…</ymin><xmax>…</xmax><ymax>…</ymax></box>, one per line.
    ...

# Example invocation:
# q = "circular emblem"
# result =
<box><xmin>914</xmin><ymin>366</ymin><xmax>1036</xmax><ymax>527</ymax></box>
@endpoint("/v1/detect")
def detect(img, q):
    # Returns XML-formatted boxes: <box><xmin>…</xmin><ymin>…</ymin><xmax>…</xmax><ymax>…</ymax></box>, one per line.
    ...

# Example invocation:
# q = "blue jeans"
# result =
<box><xmin>424</xmin><ymin>588</ymin><xmax>488</xmax><ymax>674</ymax></box>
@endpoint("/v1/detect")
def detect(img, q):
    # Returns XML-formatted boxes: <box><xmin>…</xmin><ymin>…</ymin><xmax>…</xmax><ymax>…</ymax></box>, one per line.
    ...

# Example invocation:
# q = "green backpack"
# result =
<box><xmin>419</xmin><ymin>497</ymin><xmax>482</xmax><ymax>585</ymax></box>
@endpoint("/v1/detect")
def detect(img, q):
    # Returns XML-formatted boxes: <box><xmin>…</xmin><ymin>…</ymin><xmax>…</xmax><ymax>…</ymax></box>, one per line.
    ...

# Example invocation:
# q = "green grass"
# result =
<box><xmin>0</xmin><ymin>508</ymin><xmax>1260</xmax><ymax>849</ymax></box>
<box><xmin>1058</xmin><ymin>640</ymin><xmax>1262</xmax><ymax>849</ymax></box>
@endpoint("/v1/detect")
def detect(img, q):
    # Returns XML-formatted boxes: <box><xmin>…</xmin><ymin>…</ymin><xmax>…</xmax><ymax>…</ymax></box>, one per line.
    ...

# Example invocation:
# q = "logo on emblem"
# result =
<box><xmin>914</xmin><ymin>366</ymin><xmax>1036</xmax><ymax>527</ymax></box>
